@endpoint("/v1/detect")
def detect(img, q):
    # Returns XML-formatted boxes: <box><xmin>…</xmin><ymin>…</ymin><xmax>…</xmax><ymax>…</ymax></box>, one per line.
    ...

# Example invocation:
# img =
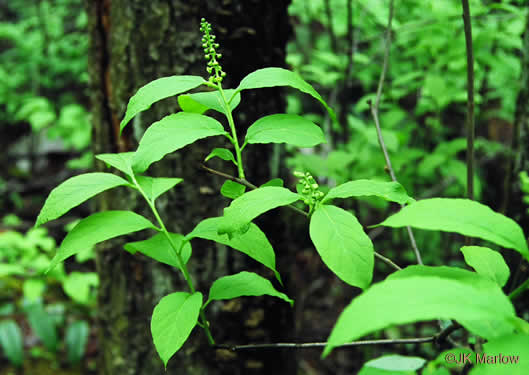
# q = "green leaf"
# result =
<box><xmin>186</xmin><ymin>217</ymin><xmax>280</xmax><ymax>281</ymax></box>
<box><xmin>218</xmin><ymin>186</ymin><xmax>301</xmax><ymax>235</ymax></box>
<box><xmin>178</xmin><ymin>89</ymin><xmax>241</xmax><ymax>115</ymax></box>
<box><xmin>261</xmin><ymin>178</ymin><xmax>284</xmax><ymax>188</ymax></box>
<box><xmin>25</xmin><ymin>302</ymin><xmax>58</xmax><ymax>352</ymax></box>
<box><xmin>205</xmin><ymin>148</ymin><xmax>237</xmax><ymax>166</ymax></box>
<box><xmin>310</xmin><ymin>205</ymin><xmax>374</xmax><ymax>289</ymax></box>
<box><xmin>123</xmin><ymin>233</ymin><xmax>191</xmax><ymax>272</ymax></box>
<box><xmin>133</xmin><ymin>112</ymin><xmax>227</xmax><ymax>173</ymax></box>
<box><xmin>65</xmin><ymin>320</ymin><xmax>89</xmax><ymax>364</ymax></box>
<box><xmin>361</xmin><ymin>355</ymin><xmax>426</xmax><ymax>373</ymax></box>
<box><xmin>460</xmin><ymin>246</ymin><xmax>510</xmax><ymax>287</ymax></box>
<box><xmin>177</xmin><ymin>94</ymin><xmax>209</xmax><ymax>114</ymax></box>
<box><xmin>120</xmin><ymin>75</ymin><xmax>205</xmax><ymax>133</ymax></box>
<box><xmin>323</xmin><ymin>180</ymin><xmax>415</xmax><ymax>205</ymax></box>
<box><xmin>151</xmin><ymin>292</ymin><xmax>202</xmax><ymax>369</ymax></box>
<box><xmin>47</xmin><ymin>211</ymin><xmax>156</xmax><ymax>272</ymax></box>
<box><xmin>235</xmin><ymin>67</ymin><xmax>337</xmax><ymax>123</ymax></box>
<box><xmin>469</xmin><ymin>334</ymin><xmax>528</xmax><ymax>374</ymax></box>
<box><xmin>323</xmin><ymin>266</ymin><xmax>517</xmax><ymax>357</ymax></box>
<box><xmin>220</xmin><ymin>180</ymin><xmax>246</xmax><ymax>199</ymax></box>
<box><xmin>136</xmin><ymin>176</ymin><xmax>183</xmax><ymax>202</ymax></box>
<box><xmin>208</xmin><ymin>272</ymin><xmax>293</xmax><ymax>306</ymax></box>
<box><xmin>0</xmin><ymin>320</ymin><xmax>23</xmax><ymax>366</ymax></box>
<box><xmin>245</xmin><ymin>114</ymin><xmax>326</xmax><ymax>147</ymax></box>
<box><xmin>377</xmin><ymin>198</ymin><xmax>529</xmax><ymax>261</ymax></box>
<box><xmin>62</xmin><ymin>272</ymin><xmax>99</xmax><ymax>305</ymax></box>
<box><xmin>95</xmin><ymin>152</ymin><xmax>135</xmax><ymax>176</ymax></box>
<box><xmin>36</xmin><ymin>173</ymin><xmax>130</xmax><ymax>227</ymax></box>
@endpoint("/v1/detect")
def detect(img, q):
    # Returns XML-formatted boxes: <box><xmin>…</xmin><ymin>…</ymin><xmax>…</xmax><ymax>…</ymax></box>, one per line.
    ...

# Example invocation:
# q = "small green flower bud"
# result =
<box><xmin>221</xmin><ymin>71</ymin><xmax>226</xmax><ymax>77</ymax></box>
<box><xmin>311</xmin><ymin>183</ymin><xmax>319</xmax><ymax>189</ymax></box>
<box><xmin>293</xmin><ymin>171</ymin><xmax>305</xmax><ymax>178</ymax></box>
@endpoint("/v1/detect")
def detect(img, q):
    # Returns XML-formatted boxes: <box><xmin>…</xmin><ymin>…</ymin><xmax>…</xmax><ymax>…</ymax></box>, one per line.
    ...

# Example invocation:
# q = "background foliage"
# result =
<box><xmin>0</xmin><ymin>0</ymin><xmax>528</xmax><ymax>373</ymax></box>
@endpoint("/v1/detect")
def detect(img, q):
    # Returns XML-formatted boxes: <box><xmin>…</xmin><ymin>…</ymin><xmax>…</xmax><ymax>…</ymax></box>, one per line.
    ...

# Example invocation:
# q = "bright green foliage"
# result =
<box><xmin>151</xmin><ymin>292</ymin><xmax>203</xmax><ymax>368</ymax></box>
<box><xmin>323</xmin><ymin>266</ymin><xmax>517</xmax><ymax>357</ymax></box>
<box><xmin>378</xmin><ymin>198</ymin><xmax>529</xmax><ymax>261</ymax></box>
<box><xmin>220</xmin><ymin>180</ymin><xmax>246</xmax><ymax>199</ymax></box>
<box><xmin>62</xmin><ymin>272</ymin><xmax>99</xmax><ymax>305</ymax></box>
<box><xmin>47</xmin><ymin>211</ymin><xmax>156</xmax><ymax>272</ymax></box>
<box><xmin>186</xmin><ymin>217</ymin><xmax>280</xmax><ymax>281</ymax></box>
<box><xmin>218</xmin><ymin>186</ymin><xmax>301</xmax><ymax>235</ymax></box>
<box><xmin>35</xmin><ymin>173</ymin><xmax>130</xmax><ymax>227</ymax></box>
<box><xmin>0</xmin><ymin>320</ymin><xmax>24</xmax><ymax>366</ymax></box>
<box><xmin>234</xmin><ymin>67</ymin><xmax>337</xmax><ymax>123</ymax></box>
<box><xmin>358</xmin><ymin>355</ymin><xmax>426</xmax><ymax>374</ymax></box>
<box><xmin>120</xmin><ymin>75</ymin><xmax>206</xmax><ymax>133</ymax></box>
<box><xmin>132</xmin><ymin>112</ymin><xmax>227</xmax><ymax>173</ymax></box>
<box><xmin>24</xmin><ymin>302</ymin><xmax>58</xmax><ymax>352</ymax></box>
<box><xmin>178</xmin><ymin>89</ymin><xmax>241</xmax><ymax>115</ymax></box>
<box><xmin>96</xmin><ymin>152</ymin><xmax>135</xmax><ymax>176</ymax></box>
<box><xmin>65</xmin><ymin>321</ymin><xmax>89</xmax><ymax>364</ymax></box>
<box><xmin>261</xmin><ymin>178</ymin><xmax>284</xmax><ymax>187</ymax></box>
<box><xmin>124</xmin><ymin>233</ymin><xmax>191</xmax><ymax>272</ymax></box>
<box><xmin>207</xmin><ymin>271</ymin><xmax>293</xmax><ymax>306</ymax></box>
<box><xmin>310</xmin><ymin>205</ymin><xmax>374</xmax><ymax>289</ymax></box>
<box><xmin>205</xmin><ymin>148</ymin><xmax>237</xmax><ymax>166</ymax></box>
<box><xmin>469</xmin><ymin>334</ymin><xmax>529</xmax><ymax>374</ymax></box>
<box><xmin>460</xmin><ymin>246</ymin><xmax>510</xmax><ymax>287</ymax></box>
<box><xmin>245</xmin><ymin>114</ymin><xmax>326</xmax><ymax>147</ymax></box>
<box><xmin>322</xmin><ymin>179</ymin><xmax>415</xmax><ymax>205</ymax></box>
<box><xmin>135</xmin><ymin>176</ymin><xmax>183</xmax><ymax>202</ymax></box>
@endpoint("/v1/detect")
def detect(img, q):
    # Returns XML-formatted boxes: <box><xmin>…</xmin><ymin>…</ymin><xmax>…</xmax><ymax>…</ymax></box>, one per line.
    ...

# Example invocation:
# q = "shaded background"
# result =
<box><xmin>1</xmin><ymin>0</ymin><xmax>528</xmax><ymax>374</ymax></box>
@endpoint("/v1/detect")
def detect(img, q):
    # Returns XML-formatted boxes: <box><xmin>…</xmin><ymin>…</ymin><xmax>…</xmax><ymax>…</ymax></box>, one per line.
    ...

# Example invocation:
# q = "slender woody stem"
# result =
<box><xmin>369</xmin><ymin>0</ymin><xmax>423</xmax><ymax>265</ymax></box>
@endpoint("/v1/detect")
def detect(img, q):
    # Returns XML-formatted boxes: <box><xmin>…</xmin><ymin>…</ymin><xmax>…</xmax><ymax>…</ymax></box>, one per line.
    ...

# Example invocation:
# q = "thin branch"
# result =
<box><xmin>368</xmin><ymin>0</ymin><xmax>423</xmax><ymax>265</ymax></box>
<box><xmin>200</xmin><ymin>164</ymin><xmax>308</xmax><ymax>217</ymax></box>
<box><xmin>374</xmin><ymin>251</ymin><xmax>402</xmax><ymax>270</ymax></box>
<box><xmin>200</xmin><ymin>164</ymin><xmax>402</xmax><ymax>271</ymax></box>
<box><xmin>434</xmin><ymin>322</ymin><xmax>462</xmax><ymax>347</ymax></box>
<box><xmin>215</xmin><ymin>336</ymin><xmax>434</xmax><ymax>352</ymax></box>
<box><xmin>461</xmin><ymin>0</ymin><xmax>475</xmax><ymax>202</ymax></box>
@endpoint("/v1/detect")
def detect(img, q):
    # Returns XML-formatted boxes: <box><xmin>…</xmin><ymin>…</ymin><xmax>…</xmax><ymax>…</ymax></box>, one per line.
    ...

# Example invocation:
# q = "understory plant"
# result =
<box><xmin>34</xmin><ymin>18</ymin><xmax>529</xmax><ymax>373</ymax></box>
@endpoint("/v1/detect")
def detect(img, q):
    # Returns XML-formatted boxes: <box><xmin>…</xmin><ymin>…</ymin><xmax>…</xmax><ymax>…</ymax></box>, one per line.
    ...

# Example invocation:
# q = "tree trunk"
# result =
<box><xmin>85</xmin><ymin>1</ymin><xmax>293</xmax><ymax>374</ymax></box>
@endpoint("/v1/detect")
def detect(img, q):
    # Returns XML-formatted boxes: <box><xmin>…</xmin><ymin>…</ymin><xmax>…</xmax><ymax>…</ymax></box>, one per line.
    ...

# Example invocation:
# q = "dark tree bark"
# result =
<box><xmin>85</xmin><ymin>1</ymin><xmax>293</xmax><ymax>374</ymax></box>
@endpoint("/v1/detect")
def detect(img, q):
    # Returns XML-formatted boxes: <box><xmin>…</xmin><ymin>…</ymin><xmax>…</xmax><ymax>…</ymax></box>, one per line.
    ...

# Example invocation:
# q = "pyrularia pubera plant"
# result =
<box><xmin>36</xmin><ymin>18</ymin><xmax>529</xmax><ymax>370</ymax></box>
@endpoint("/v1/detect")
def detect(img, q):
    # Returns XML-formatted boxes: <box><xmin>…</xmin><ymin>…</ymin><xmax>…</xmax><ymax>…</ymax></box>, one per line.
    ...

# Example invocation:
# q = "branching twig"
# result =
<box><xmin>215</xmin><ymin>336</ymin><xmax>434</xmax><ymax>352</ymax></box>
<box><xmin>200</xmin><ymin>164</ymin><xmax>402</xmax><ymax>271</ymax></box>
<box><xmin>368</xmin><ymin>0</ymin><xmax>423</xmax><ymax>265</ymax></box>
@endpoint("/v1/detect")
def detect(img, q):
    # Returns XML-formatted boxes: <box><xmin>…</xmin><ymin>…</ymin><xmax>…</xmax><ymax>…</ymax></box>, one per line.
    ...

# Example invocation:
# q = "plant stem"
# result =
<box><xmin>218</xmin><ymin>85</ymin><xmax>245</xmax><ymax>179</ymax></box>
<box><xmin>509</xmin><ymin>277</ymin><xmax>529</xmax><ymax>300</ymax></box>
<box><xmin>461</xmin><ymin>0</ymin><xmax>475</xmax><ymax>202</ymax></box>
<box><xmin>369</xmin><ymin>0</ymin><xmax>423</xmax><ymax>265</ymax></box>
<box><xmin>131</xmin><ymin>174</ymin><xmax>215</xmax><ymax>345</ymax></box>
<box><xmin>215</xmin><ymin>336</ymin><xmax>434</xmax><ymax>351</ymax></box>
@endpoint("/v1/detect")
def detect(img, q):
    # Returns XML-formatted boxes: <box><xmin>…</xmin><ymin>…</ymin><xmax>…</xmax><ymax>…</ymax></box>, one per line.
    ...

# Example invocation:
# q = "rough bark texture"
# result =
<box><xmin>85</xmin><ymin>1</ymin><xmax>293</xmax><ymax>374</ymax></box>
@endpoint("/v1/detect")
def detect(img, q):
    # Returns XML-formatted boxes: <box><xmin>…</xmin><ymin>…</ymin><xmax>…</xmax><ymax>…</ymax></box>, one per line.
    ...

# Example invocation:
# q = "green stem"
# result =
<box><xmin>509</xmin><ymin>277</ymin><xmax>529</xmax><ymax>301</ymax></box>
<box><xmin>217</xmin><ymin>85</ymin><xmax>245</xmax><ymax>179</ymax></box>
<box><xmin>131</xmin><ymin>175</ymin><xmax>215</xmax><ymax>345</ymax></box>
